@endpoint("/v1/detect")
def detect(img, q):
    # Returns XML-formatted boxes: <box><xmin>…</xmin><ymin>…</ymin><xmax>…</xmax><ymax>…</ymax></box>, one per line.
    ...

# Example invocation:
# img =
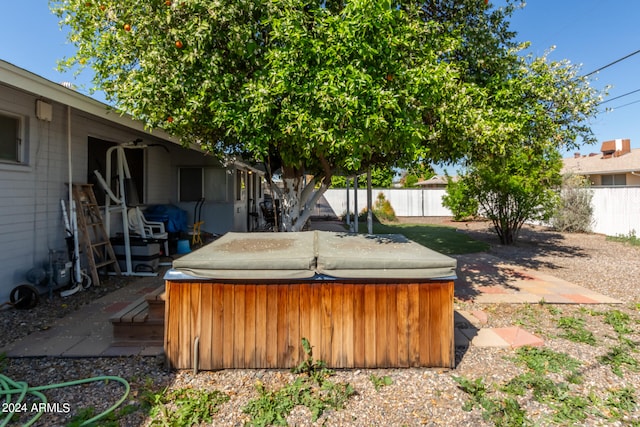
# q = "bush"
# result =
<box><xmin>353</xmin><ymin>193</ymin><xmax>397</xmax><ymax>223</ymax></box>
<box><xmin>442</xmin><ymin>175</ymin><xmax>478</xmax><ymax>221</ymax></box>
<box><xmin>372</xmin><ymin>192</ymin><xmax>397</xmax><ymax>222</ymax></box>
<box><xmin>551</xmin><ymin>174</ymin><xmax>593</xmax><ymax>233</ymax></box>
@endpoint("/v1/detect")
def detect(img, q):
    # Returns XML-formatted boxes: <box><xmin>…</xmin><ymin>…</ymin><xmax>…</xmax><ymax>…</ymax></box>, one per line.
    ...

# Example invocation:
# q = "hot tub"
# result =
<box><xmin>164</xmin><ymin>231</ymin><xmax>457</xmax><ymax>370</ymax></box>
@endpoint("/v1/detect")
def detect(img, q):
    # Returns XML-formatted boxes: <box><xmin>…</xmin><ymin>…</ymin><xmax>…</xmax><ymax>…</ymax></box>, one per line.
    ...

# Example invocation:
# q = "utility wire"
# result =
<box><xmin>599</xmin><ymin>88</ymin><xmax>640</xmax><ymax>105</ymax></box>
<box><xmin>583</xmin><ymin>48</ymin><xmax>640</xmax><ymax>76</ymax></box>
<box><xmin>609</xmin><ymin>98</ymin><xmax>640</xmax><ymax>111</ymax></box>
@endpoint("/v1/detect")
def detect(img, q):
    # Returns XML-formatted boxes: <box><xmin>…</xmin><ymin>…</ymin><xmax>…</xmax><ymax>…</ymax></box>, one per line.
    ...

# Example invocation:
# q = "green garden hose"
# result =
<box><xmin>1</xmin><ymin>373</ymin><xmax>130</xmax><ymax>427</ymax></box>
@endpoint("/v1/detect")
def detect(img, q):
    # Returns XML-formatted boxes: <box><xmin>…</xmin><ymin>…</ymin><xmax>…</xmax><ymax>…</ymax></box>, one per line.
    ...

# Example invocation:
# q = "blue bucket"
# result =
<box><xmin>176</xmin><ymin>239</ymin><xmax>191</xmax><ymax>254</ymax></box>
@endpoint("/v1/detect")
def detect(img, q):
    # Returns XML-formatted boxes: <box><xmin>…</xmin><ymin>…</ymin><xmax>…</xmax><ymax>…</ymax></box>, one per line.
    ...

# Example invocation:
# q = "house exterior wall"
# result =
<box><xmin>1</xmin><ymin>84</ymin><xmax>71</xmax><ymax>303</ymax></box>
<box><xmin>587</xmin><ymin>172</ymin><xmax>640</xmax><ymax>187</ymax></box>
<box><xmin>0</xmin><ymin>80</ymin><xmax>242</xmax><ymax>302</ymax></box>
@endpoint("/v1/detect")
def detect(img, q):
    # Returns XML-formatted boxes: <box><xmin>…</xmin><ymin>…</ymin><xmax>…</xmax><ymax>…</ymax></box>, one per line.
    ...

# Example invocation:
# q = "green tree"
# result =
<box><xmin>456</xmin><ymin>50</ymin><xmax>601</xmax><ymax>244</ymax></box>
<box><xmin>51</xmin><ymin>0</ymin><xmax>519</xmax><ymax>231</ymax></box>
<box><xmin>52</xmin><ymin>0</ymin><xmax>598</xmax><ymax>232</ymax></box>
<box><xmin>331</xmin><ymin>167</ymin><xmax>395</xmax><ymax>188</ymax></box>
<box><xmin>442</xmin><ymin>174</ymin><xmax>478</xmax><ymax>221</ymax></box>
<box><xmin>399</xmin><ymin>162</ymin><xmax>435</xmax><ymax>187</ymax></box>
<box><xmin>464</xmin><ymin>148</ymin><xmax>562</xmax><ymax>245</ymax></box>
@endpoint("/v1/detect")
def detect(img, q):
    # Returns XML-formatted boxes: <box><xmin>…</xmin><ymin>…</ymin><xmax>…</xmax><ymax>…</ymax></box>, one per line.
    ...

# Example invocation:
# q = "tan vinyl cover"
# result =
<box><xmin>171</xmin><ymin>230</ymin><xmax>456</xmax><ymax>280</ymax></box>
<box><xmin>316</xmin><ymin>232</ymin><xmax>457</xmax><ymax>279</ymax></box>
<box><xmin>171</xmin><ymin>231</ymin><xmax>317</xmax><ymax>279</ymax></box>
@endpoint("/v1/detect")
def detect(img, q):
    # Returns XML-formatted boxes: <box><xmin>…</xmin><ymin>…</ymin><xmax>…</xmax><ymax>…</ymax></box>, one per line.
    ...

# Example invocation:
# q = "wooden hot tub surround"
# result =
<box><xmin>164</xmin><ymin>231</ymin><xmax>456</xmax><ymax>370</ymax></box>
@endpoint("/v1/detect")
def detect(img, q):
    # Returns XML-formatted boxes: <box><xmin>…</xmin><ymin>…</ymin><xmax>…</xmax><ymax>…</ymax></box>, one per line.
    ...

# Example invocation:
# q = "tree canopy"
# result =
<box><xmin>52</xmin><ymin>0</ymin><xmax>600</xmax><ymax>231</ymax></box>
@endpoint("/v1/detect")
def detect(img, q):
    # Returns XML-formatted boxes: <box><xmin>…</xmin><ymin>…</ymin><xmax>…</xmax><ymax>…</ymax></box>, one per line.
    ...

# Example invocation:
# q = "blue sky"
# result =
<box><xmin>1</xmin><ymin>1</ymin><xmax>639</xmax><ymax>158</ymax></box>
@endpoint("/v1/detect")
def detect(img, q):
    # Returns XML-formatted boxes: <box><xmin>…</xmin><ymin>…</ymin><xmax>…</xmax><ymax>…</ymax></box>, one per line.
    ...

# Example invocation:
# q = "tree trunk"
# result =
<box><xmin>272</xmin><ymin>176</ymin><xmax>330</xmax><ymax>232</ymax></box>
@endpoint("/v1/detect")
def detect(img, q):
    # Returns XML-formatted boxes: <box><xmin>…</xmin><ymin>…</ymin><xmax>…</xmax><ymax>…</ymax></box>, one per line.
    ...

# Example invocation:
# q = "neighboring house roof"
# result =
<box><xmin>562</xmin><ymin>148</ymin><xmax>640</xmax><ymax>176</ymax></box>
<box><xmin>0</xmin><ymin>59</ymin><xmax>180</xmax><ymax>145</ymax></box>
<box><xmin>415</xmin><ymin>175</ymin><xmax>456</xmax><ymax>187</ymax></box>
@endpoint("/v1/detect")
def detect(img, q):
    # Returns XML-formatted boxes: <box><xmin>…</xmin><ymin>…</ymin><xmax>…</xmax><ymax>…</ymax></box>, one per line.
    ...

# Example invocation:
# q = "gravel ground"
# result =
<box><xmin>2</xmin><ymin>219</ymin><xmax>640</xmax><ymax>426</ymax></box>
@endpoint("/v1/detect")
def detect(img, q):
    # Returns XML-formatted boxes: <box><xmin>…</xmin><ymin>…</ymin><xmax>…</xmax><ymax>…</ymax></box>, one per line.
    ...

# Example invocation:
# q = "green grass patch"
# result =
<box><xmin>606</xmin><ymin>230</ymin><xmax>640</xmax><ymax>246</ymax></box>
<box><xmin>557</xmin><ymin>316</ymin><xmax>597</xmax><ymax>345</ymax></box>
<box><xmin>243</xmin><ymin>338</ymin><xmax>355</xmax><ymax>426</ymax></box>
<box><xmin>140</xmin><ymin>387</ymin><xmax>229</xmax><ymax>427</ymax></box>
<box><xmin>357</xmin><ymin>222</ymin><xmax>489</xmax><ymax>254</ymax></box>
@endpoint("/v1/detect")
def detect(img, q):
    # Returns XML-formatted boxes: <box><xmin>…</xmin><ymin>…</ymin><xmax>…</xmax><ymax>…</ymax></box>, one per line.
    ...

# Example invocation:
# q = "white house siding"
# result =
<box><xmin>1</xmin><ymin>86</ymin><xmax>74</xmax><ymax>302</ymax></box>
<box><xmin>0</xmin><ymin>83</ymin><xmax>197</xmax><ymax>302</ymax></box>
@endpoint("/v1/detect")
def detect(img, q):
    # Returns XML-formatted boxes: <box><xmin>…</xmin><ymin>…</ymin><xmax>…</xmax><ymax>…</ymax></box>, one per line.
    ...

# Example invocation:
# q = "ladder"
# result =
<box><xmin>71</xmin><ymin>183</ymin><xmax>121</xmax><ymax>286</ymax></box>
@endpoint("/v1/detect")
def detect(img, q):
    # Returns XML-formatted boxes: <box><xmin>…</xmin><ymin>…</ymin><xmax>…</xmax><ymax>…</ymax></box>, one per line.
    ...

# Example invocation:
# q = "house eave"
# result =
<box><xmin>0</xmin><ymin>59</ymin><xmax>181</xmax><ymax>145</ymax></box>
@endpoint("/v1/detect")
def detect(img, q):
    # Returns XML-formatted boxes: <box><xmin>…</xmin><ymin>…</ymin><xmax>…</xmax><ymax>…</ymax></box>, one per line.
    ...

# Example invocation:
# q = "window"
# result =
<box><xmin>236</xmin><ymin>170</ymin><xmax>245</xmax><ymax>201</ymax></box>
<box><xmin>179</xmin><ymin>167</ymin><xmax>204</xmax><ymax>202</ymax></box>
<box><xmin>0</xmin><ymin>113</ymin><xmax>21</xmax><ymax>163</ymax></box>
<box><xmin>601</xmin><ymin>174</ymin><xmax>626</xmax><ymax>186</ymax></box>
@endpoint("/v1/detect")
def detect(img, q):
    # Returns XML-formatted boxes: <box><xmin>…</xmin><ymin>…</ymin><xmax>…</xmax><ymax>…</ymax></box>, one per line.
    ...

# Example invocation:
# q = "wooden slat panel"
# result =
<box><xmin>211</xmin><ymin>284</ymin><xmax>224</xmax><ymax>369</ymax></box>
<box><xmin>200</xmin><ymin>284</ymin><xmax>213</xmax><ymax>370</ymax></box>
<box><xmin>363</xmin><ymin>285</ymin><xmax>376</xmax><ymax>367</ymax></box>
<box><xmin>233</xmin><ymin>284</ymin><xmax>246</xmax><ymax>368</ymax></box>
<box><xmin>287</xmin><ymin>284</ymin><xmax>301</xmax><ymax>367</ymax></box>
<box><xmin>265</xmin><ymin>285</ymin><xmax>278</xmax><ymax>367</ymax></box>
<box><xmin>396</xmin><ymin>283</ymin><xmax>409</xmax><ymax>367</ymax></box>
<box><xmin>386</xmin><ymin>284</ymin><xmax>398</xmax><ymax>367</ymax></box>
<box><xmin>191</xmin><ymin>284</ymin><xmax>202</xmax><ymax>362</ymax></box>
<box><xmin>342</xmin><ymin>284</ymin><xmax>355</xmax><ymax>368</ymax></box>
<box><xmin>330</xmin><ymin>284</ymin><xmax>343</xmax><ymax>367</ymax></box>
<box><xmin>277</xmin><ymin>284</ymin><xmax>289</xmax><ymax>367</ymax></box>
<box><xmin>308</xmin><ymin>284</ymin><xmax>322</xmax><ymax>362</ymax></box>
<box><xmin>419</xmin><ymin>284</ymin><xmax>431</xmax><ymax>366</ymax></box>
<box><xmin>407</xmin><ymin>283</ymin><xmax>420</xmax><ymax>366</ymax></box>
<box><xmin>164</xmin><ymin>279</ymin><xmax>455</xmax><ymax>370</ymax></box>
<box><xmin>427</xmin><ymin>282</ymin><xmax>446</xmax><ymax>367</ymax></box>
<box><xmin>255</xmin><ymin>284</ymin><xmax>267</xmax><ymax>368</ymax></box>
<box><xmin>179</xmin><ymin>284</ymin><xmax>192</xmax><ymax>369</ymax></box>
<box><xmin>352</xmin><ymin>284</ymin><xmax>365</xmax><ymax>367</ymax></box>
<box><xmin>164</xmin><ymin>282</ymin><xmax>179</xmax><ymax>369</ymax></box>
<box><xmin>298</xmin><ymin>283</ymin><xmax>311</xmax><ymax>363</ymax></box>
<box><xmin>222</xmin><ymin>284</ymin><xmax>235</xmax><ymax>368</ymax></box>
<box><xmin>321</xmin><ymin>284</ymin><xmax>333</xmax><ymax>364</ymax></box>
<box><xmin>375</xmin><ymin>285</ymin><xmax>389</xmax><ymax>367</ymax></box>
<box><xmin>244</xmin><ymin>284</ymin><xmax>256</xmax><ymax>368</ymax></box>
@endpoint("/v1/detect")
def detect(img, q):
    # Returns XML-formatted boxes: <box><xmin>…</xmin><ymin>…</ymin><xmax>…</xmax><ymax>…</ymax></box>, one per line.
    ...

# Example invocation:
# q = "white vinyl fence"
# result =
<box><xmin>323</xmin><ymin>188</ymin><xmax>452</xmax><ymax>218</ymax></box>
<box><xmin>323</xmin><ymin>187</ymin><xmax>640</xmax><ymax>237</ymax></box>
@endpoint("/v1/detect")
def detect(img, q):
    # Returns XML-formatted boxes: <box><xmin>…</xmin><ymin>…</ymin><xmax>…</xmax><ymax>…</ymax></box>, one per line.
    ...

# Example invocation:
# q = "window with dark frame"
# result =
<box><xmin>601</xmin><ymin>174</ymin><xmax>627</xmax><ymax>186</ymax></box>
<box><xmin>0</xmin><ymin>113</ymin><xmax>21</xmax><ymax>163</ymax></box>
<box><xmin>179</xmin><ymin>167</ymin><xmax>204</xmax><ymax>202</ymax></box>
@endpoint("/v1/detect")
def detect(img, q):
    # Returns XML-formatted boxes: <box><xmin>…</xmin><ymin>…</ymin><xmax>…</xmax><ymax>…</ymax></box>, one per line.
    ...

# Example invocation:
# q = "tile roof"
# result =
<box><xmin>562</xmin><ymin>148</ymin><xmax>640</xmax><ymax>175</ymax></box>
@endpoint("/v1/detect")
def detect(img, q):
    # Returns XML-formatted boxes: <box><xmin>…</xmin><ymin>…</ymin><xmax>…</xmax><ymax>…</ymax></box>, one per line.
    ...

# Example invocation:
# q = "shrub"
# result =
<box><xmin>372</xmin><ymin>192</ymin><xmax>397</xmax><ymax>222</ymax></box>
<box><xmin>551</xmin><ymin>174</ymin><xmax>593</xmax><ymax>233</ymax></box>
<box><xmin>442</xmin><ymin>175</ymin><xmax>478</xmax><ymax>221</ymax></box>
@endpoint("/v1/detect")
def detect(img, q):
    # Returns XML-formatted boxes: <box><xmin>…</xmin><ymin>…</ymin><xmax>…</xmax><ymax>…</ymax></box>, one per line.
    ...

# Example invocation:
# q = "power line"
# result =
<box><xmin>599</xmin><ymin>88</ymin><xmax>640</xmax><ymax>105</ymax></box>
<box><xmin>583</xmin><ymin>48</ymin><xmax>640</xmax><ymax>76</ymax></box>
<box><xmin>609</xmin><ymin>98</ymin><xmax>640</xmax><ymax>111</ymax></box>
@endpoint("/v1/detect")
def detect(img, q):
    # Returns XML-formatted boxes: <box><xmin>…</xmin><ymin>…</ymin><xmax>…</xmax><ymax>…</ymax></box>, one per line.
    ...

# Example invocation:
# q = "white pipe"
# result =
<box><xmin>66</xmin><ymin>107</ymin><xmax>81</xmax><ymax>285</ymax></box>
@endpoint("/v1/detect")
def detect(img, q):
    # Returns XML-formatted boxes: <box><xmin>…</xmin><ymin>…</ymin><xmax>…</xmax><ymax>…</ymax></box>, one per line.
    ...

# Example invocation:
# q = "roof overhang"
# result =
<box><xmin>0</xmin><ymin>59</ymin><xmax>181</xmax><ymax>145</ymax></box>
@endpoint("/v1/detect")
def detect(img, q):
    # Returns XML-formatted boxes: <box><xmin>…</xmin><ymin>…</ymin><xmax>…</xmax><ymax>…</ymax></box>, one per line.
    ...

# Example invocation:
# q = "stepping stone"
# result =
<box><xmin>492</xmin><ymin>327</ymin><xmax>544</xmax><ymax>348</ymax></box>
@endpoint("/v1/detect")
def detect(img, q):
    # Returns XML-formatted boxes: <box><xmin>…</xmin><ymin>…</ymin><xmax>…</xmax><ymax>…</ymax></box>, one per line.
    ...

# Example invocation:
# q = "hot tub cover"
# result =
<box><xmin>171</xmin><ymin>231</ymin><xmax>317</xmax><ymax>279</ymax></box>
<box><xmin>316</xmin><ymin>232</ymin><xmax>457</xmax><ymax>279</ymax></box>
<box><xmin>170</xmin><ymin>230</ymin><xmax>457</xmax><ymax>280</ymax></box>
